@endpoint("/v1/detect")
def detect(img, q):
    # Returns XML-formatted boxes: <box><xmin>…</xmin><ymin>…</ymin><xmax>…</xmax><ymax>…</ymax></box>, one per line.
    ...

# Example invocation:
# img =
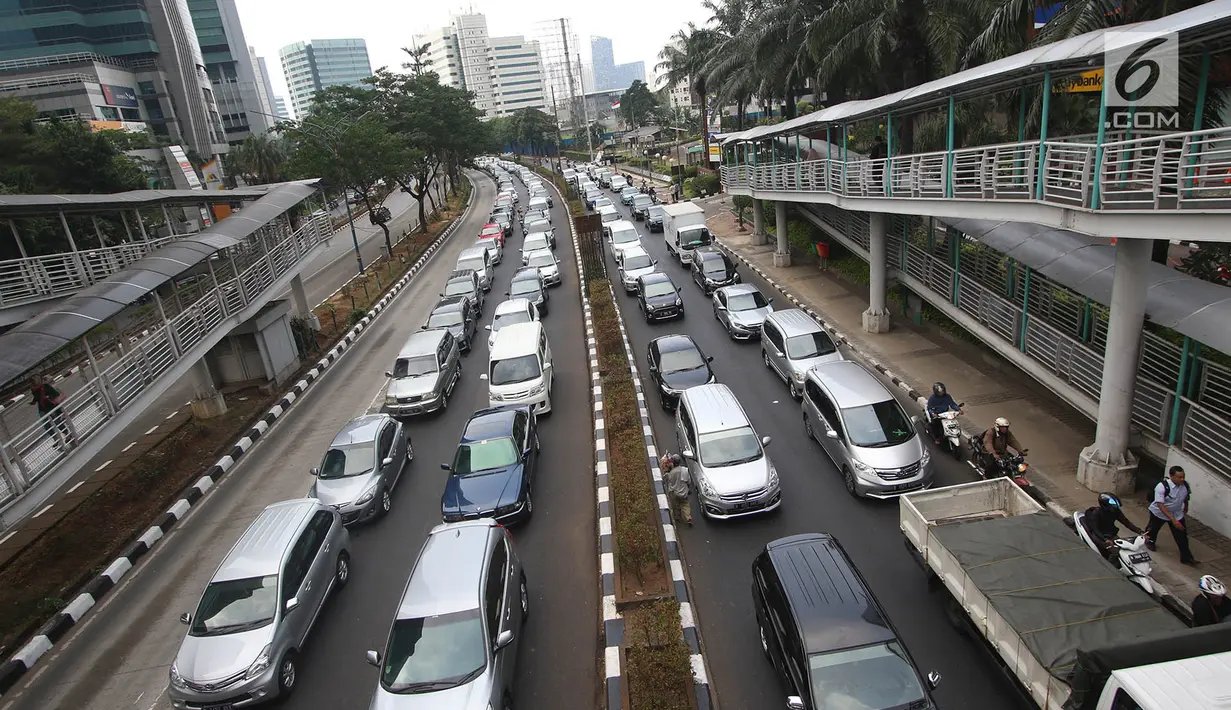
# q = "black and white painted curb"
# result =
<box><xmin>0</xmin><ymin>177</ymin><xmax>478</xmax><ymax>697</ymax></box>
<box><xmin>540</xmin><ymin>167</ymin><xmax>711</xmax><ymax>710</ymax></box>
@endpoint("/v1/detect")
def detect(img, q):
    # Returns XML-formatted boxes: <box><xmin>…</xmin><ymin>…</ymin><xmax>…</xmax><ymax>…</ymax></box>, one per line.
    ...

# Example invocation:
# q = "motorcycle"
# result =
<box><xmin>968</xmin><ymin>445</ymin><xmax>1030</xmax><ymax>488</ymax></box>
<box><xmin>927</xmin><ymin>406</ymin><xmax>964</xmax><ymax>460</ymax></box>
<box><xmin>1072</xmin><ymin>510</ymin><xmax>1169</xmax><ymax>599</ymax></box>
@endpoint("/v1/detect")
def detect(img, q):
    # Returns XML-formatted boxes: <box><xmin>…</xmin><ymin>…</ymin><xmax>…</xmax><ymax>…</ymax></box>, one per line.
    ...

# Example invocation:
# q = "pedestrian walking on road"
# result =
<box><xmin>661</xmin><ymin>453</ymin><xmax>693</xmax><ymax>526</ymax></box>
<box><xmin>1146</xmin><ymin>465</ymin><xmax>1199</xmax><ymax>565</ymax></box>
<box><xmin>30</xmin><ymin>373</ymin><xmax>72</xmax><ymax>450</ymax></box>
<box><xmin>1192</xmin><ymin>575</ymin><xmax>1229</xmax><ymax>627</ymax></box>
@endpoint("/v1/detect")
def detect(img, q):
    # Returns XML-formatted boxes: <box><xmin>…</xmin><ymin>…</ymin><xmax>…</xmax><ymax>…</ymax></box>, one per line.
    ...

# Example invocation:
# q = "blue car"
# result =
<box><xmin>441</xmin><ymin>406</ymin><xmax>539</xmax><ymax>524</ymax></box>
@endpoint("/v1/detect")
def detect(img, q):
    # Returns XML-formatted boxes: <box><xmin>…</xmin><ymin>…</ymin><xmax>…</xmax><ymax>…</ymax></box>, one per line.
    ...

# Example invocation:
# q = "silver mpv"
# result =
<box><xmin>761</xmin><ymin>309</ymin><xmax>844</xmax><ymax>399</ymax></box>
<box><xmin>309</xmin><ymin>414</ymin><xmax>413</xmax><ymax>524</ymax></box>
<box><xmin>801</xmin><ymin>361</ymin><xmax>933</xmax><ymax>499</ymax></box>
<box><xmin>384</xmin><ymin>329</ymin><xmax>462</xmax><ymax>416</ymax></box>
<box><xmin>366</xmin><ymin>519</ymin><xmax>527</xmax><ymax>710</ymax></box>
<box><xmin>169</xmin><ymin>499</ymin><xmax>350</xmax><ymax>708</ymax></box>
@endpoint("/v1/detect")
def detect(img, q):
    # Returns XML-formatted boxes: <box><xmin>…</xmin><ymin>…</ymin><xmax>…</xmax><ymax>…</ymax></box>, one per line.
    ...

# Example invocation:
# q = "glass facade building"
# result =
<box><xmin>278</xmin><ymin>38</ymin><xmax>371</xmax><ymax>119</ymax></box>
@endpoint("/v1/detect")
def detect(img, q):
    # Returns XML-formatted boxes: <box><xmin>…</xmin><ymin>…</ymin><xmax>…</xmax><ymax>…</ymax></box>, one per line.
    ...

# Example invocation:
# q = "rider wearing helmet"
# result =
<box><xmin>1193</xmin><ymin>575</ymin><xmax>1229</xmax><ymax>626</ymax></box>
<box><xmin>926</xmin><ymin>382</ymin><xmax>960</xmax><ymax>444</ymax></box>
<box><xmin>979</xmin><ymin>417</ymin><xmax>1025</xmax><ymax>474</ymax></box>
<box><xmin>1081</xmin><ymin>493</ymin><xmax>1144</xmax><ymax>560</ymax></box>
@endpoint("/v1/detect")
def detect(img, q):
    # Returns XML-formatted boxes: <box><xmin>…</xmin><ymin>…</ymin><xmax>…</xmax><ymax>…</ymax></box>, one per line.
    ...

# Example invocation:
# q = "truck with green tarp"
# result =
<box><xmin>900</xmin><ymin>479</ymin><xmax>1231</xmax><ymax>710</ymax></box>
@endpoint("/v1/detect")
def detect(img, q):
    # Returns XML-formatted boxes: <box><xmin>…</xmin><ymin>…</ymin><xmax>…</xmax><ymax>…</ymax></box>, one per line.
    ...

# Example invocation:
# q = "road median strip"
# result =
<box><xmin>0</xmin><ymin>175</ymin><xmax>479</xmax><ymax>697</ymax></box>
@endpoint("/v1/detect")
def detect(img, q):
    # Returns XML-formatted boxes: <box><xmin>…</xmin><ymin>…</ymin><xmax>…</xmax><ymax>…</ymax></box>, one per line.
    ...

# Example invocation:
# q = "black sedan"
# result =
<box><xmin>424</xmin><ymin>295</ymin><xmax>477</xmax><ymax>352</ymax></box>
<box><xmin>637</xmin><ymin>272</ymin><xmax>685</xmax><ymax>322</ymax></box>
<box><xmin>440</xmin><ymin>406</ymin><xmax>539</xmax><ymax>525</ymax></box>
<box><xmin>647</xmin><ymin>334</ymin><xmax>715</xmax><ymax>410</ymax></box>
<box><xmin>691</xmin><ymin>249</ymin><xmax>741</xmax><ymax>295</ymax></box>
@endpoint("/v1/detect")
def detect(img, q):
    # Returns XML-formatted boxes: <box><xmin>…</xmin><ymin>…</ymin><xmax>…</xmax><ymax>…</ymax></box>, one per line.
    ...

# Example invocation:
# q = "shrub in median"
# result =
<box><xmin>625</xmin><ymin>599</ymin><xmax>694</xmax><ymax>710</ymax></box>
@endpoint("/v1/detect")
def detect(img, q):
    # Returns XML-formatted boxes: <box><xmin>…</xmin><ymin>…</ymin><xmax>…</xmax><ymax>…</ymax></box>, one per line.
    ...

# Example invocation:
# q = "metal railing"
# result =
<box><xmin>0</xmin><ymin>213</ymin><xmax>331</xmax><ymax>503</ymax></box>
<box><xmin>803</xmin><ymin>203</ymin><xmax>1231</xmax><ymax>480</ymax></box>
<box><xmin>722</xmin><ymin>125</ymin><xmax>1231</xmax><ymax>212</ymax></box>
<box><xmin>0</xmin><ymin>237</ymin><xmax>178</xmax><ymax>309</ymax></box>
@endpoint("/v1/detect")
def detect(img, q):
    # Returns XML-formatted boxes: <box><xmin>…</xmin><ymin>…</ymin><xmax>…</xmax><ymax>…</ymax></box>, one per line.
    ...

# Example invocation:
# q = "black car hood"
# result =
<box><xmin>661</xmin><ymin>366</ymin><xmax>711</xmax><ymax>391</ymax></box>
<box><xmin>644</xmin><ymin>292</ymin><xmax>680</xmax><ymax>308</ymax></box>
<box><xmin>703</xmin><ymin>269</ymin><xmax>736</xmax><ymax>283</ymax></box>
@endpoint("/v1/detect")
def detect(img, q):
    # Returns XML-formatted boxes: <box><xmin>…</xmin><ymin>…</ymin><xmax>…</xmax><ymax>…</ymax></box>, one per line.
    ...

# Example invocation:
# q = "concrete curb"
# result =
<box><xmin>535</xmin><ymin>163</ymin><xmax>712</xmax><ymax>710</ymax></box>
<box><xmin>0</xmin><ymin>176</ymin><xmax>478</xmax><ymax>697</ymax></box>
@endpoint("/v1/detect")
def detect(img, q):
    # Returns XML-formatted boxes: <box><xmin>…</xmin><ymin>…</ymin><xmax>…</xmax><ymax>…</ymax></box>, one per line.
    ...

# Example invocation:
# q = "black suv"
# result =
<box><xmin>752</xmin><ymin>533</ymin><xmax>940</xmax><ymax>710</ymax></box>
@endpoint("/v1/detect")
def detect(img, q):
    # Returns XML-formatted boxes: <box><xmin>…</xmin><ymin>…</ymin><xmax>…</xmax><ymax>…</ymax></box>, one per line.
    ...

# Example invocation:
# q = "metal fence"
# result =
<box><xmin>807</xmin><ymin>203</ymin><xmax>1231</xmax><ymax>478</ymax></box>
<box><xmin>0</xmin><ymin>236</ymin><xmax>177</xmax><ymax>309</ymax></box>
<box><xmin>0</xmin><ymin>213</ymin><xmax>332</xmax><ymax>503</ymax></box>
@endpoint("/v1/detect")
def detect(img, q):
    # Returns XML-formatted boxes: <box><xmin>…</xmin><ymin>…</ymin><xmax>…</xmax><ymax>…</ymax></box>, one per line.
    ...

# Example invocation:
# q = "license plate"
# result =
<box><xmin>732</xmin><ymin>500</ymin><xmax>758</xmax><ymax>512</ymax></box>
<box><xmin>203</xmin><ymin>704</ymin><xmax>234</xmax><ymax>710</ymax></box>
<box><xmin>1128</xmin><ymin>552</ymin><xmax>1152</xmax><ymax>564</ymax></box>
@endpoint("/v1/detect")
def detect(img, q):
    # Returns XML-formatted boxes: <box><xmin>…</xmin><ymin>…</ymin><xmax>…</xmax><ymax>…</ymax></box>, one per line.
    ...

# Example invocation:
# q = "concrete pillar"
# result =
<box><xmin>773</xmin><ymin>201</ymin><xmax>792</xmax><ymax>267</ymax></box>
<box><xmin>188</xmin><ymin>358</ymin><xmax>228</xmax><ymax>419</ymax></box>
<box><xmin>752</xmin><ymin>198</ymin><xmax>768</xmax><ymax>246</ymax></box>
<box><xmin>862</xmin><ymin>213</ymin><xmax>891</xmax><ymax>333</ymax></box>
<box><xmin>1077</xmin><ymin>238</ymin><xmax>1150</xmax><ymax>494</ymax></box>
<box><xmin>290</xmin><ymin>274</ymin><xmax>320</xmax><ymax>330</ymax></box>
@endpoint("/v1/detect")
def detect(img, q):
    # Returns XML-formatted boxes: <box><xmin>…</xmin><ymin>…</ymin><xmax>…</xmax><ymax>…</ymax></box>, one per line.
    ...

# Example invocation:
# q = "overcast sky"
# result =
<box><xmin>235</xmin><ymin>0</ymin><xmax>710</xmax><ymax>105</ymax></box>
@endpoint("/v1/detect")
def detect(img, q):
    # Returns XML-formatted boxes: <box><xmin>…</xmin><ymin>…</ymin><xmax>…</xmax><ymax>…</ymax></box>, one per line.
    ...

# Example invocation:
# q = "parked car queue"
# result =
<box><xmin>165</xmin><ymin>158</ymin><xmax>562</xmax><ymax>710</ymax></box>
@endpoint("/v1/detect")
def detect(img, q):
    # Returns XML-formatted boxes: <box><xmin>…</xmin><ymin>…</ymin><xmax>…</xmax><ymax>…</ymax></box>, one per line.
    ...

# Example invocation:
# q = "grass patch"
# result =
<box><xmin>625</xmin><ymin>599</ymin><xmax>695</xmax><ymax>710</ymax></box>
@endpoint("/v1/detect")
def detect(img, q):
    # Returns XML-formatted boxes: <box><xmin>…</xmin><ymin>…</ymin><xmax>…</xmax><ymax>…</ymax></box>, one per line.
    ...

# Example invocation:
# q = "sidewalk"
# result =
<box><xmin>699</xmin><ymin>195</ymin><xmax>1231</xmax><ymax>610</ymax></box>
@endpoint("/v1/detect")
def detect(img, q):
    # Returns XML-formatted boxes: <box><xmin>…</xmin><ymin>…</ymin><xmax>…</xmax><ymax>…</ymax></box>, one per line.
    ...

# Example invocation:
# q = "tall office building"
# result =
<box><xmin>590</xmin><ymin>36</ymin><xmax>644</xmax><ymax>92</ymax></box>
<box><xmin>0</xmin><ymin>0</ymin><xmax>229</xmax><ymax>158</ymax></box>
<box><xmin>279</xmin><ymin>38</ymin><xmax>372</xmax><ymax>118</ymax></box>
<box><xmin>250</xmin><ymin>47</ymin><xmax>276</xmax><ymax>120</ymax></box>
<box><xmin>414</xmin><ymin>14</ymin><xmax>547</xmax><ymax>120</ymax></box>
<box><xmin>272</xmin><ymin>96</ymin><xmax>291</xmax><ymax>120</ymax></box>
<box><xmin>187</xmin><ymin>0</ymin><xmax>269</xmax><ymax>144</ymax></box>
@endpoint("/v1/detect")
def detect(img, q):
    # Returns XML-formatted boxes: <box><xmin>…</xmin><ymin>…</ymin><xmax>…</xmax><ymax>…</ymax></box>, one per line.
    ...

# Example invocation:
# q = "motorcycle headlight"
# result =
<box><xmin>170</xmin><ymin>663</ymin><xmax>188</xmax><ymax>690</ymax></box>
<box><xmin>245</xmin><ymin>644</ymin><xmax>272</xmax><ymax>680</ymax></box>
<box><xmin>355</xmin><ymin>482</ymin><xmax>378</xmax><ymax>506</ymax></box>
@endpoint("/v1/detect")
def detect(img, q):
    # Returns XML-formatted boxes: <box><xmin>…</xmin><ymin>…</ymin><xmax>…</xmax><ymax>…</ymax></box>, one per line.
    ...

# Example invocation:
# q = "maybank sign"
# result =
<box><xmin>1052</xmin><ymin>69</ymin><xmax>1104</xmax><ymax>93</ymax></box>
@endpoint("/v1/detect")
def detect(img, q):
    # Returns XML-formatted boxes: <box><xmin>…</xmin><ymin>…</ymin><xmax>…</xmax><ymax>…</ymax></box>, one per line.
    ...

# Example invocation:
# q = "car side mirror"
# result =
<box><xmin>768</xmin><ymin>298</ymin><xmax>774</xmax><ymax>304</ymax></box>
<box><xmin>440</xmin><ymin>463</ymin><xmax>451</xmax><ymax>471</ymax></box>
<box><xmin>927</xmin><ymin>671</ymin><xmax>942</xmax><ymax>689</ymax></box>
<box><xmin>651</xmin><ymin>259</ymin><xmax>658</xmax><ymax>265</ymax></box>
<box><xmin>365</xmin><ymin>650</ymin><xmax>381</xmax><ymax>667</ymax></box>
<box><xmin>706</xmin><ymin>356</ymin><xmax>714</xmax><ymax>363</ymax></box>
<box><xmin>310</xmin><ymin>467</ymin><xmax>320</xmax><ymax>476</ymax></box>
<box><xmin>285</xmin><ymin>597</ymin><xmax>299</xmax><ymax>613</ymax></box>
<box><xmin>716</xmin><ymin>304</ymin><xmax>727</xmax><ymax>311</ymax></box>
<box><xmin>787</xmin><ymin>698</ymin><xmax>806</xmax><ymax>710</ymax></box>
<box><xmin>480</xmin><ymin>373</ymin><xmax>489</xmax><ymax>381</ymax></box>
<box><xmin>485</xmin><ymin>325</ymin><xmax>492</xmax><ymax>331</ymax></box>
<box><xmin>494</xmin><ymin>629</ymin><xmax>515</xmax><ymax>652</ymax></box>
<box><xmin>682</xmin><ymin>449</ymin><xmax>695</xmax><ymax>460</ymax></box>
<box><xmin>762</xmin><ymin>435</ymin><xmax>772</xmax><ymax>447</ymax></box>
<box><xmin>910</xmin><ymin>415</ymin><xmax>919</xmax><ymax>424</ymax></box>
<box><xmin>180</xmin><ymin>612</ymin><xmax>192</xmax><ymax>625</ymax></box>
<box><xmin>504</xmin><ymin>291</ymin><xmax>510</xmax><ymax>296</ymax></box>
<box><xmin>382</xmin><ymin>457</ymin><xmax>394</xmax><ymax>468</ymax></box>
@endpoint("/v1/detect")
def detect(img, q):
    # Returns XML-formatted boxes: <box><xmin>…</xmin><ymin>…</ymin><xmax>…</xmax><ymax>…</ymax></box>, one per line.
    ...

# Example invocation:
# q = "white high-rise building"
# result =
<box><xmin>273</xmin><ymin>96</ymin><xmax>291</xmax><ymax>120</ymax></box>
<box><xmin>279</xmin><ymin>38</ymin><xmax>372</xmax><ymax>118</ymax></box>
<box><xmin>250</xmin><ymin>47</ymin><xmax>276</xmax><ymax>119</ymax></box>
<box><xmin>414</xmin><ymin>13</ymin><xmax>547</xmax><ymax>120</ymax></box>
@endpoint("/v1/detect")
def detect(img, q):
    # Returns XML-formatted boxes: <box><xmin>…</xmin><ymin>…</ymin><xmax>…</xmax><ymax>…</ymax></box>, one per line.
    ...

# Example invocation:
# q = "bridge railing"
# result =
<box><xmin>0</xmin><ymin>236</ymin><xmax>178</xmax><ymax>309</ymax></box>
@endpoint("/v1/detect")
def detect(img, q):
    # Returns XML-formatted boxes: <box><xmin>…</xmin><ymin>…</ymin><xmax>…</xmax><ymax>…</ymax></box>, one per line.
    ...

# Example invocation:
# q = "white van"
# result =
<box><xmin>456</xmin><ymin>247</ymin><xmax>493</xmax><ymax>291</ymax></box>
<box><xmin>482</xmin><ymin>321</ymin><xmax>554</xmax><ymax>414</ymax></box>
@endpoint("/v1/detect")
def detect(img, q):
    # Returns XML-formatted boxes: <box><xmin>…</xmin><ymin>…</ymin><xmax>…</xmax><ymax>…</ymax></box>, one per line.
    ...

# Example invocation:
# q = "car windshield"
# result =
<box><xmin>452</xmin><ymin>437</ymin><xmax>519</xmax><ymax>473</ymax></box>
<box><xmin>601</xmin><ymin>211</ymin><xmax>618</xmax><ymax>222</ymax></box>
<box><xmin>481</xmin><ymin>227</ymin><xmax>501</xmax><ymax>236</ymax></box>
<box><xmin>528</xmin><ymin>252</ymin><xmax>555</xmax><ymax>268</ymax></box>
<box><xmin>728</xmin><ymin>292</ymin><xmax>769</xmax><ymax>311</ymax></box>
<box><xmin>642</xmin><ymin>281</ymin><xmax>676</xmax><ymax>299</ymax></box>
<box><xmin>659</xmin><ymin>347</ymin><xmax>706</xmax><ymax>373</ymax></box>
<box><xmin>527</xmin><ymin>221</ymin><xmax>549</xmax><ymax>233</ymax></box>
<box><xmin>633</xmin><ymin>196</ymin><xmax>653</xmax><ymax>207</ymax></box>
<box><xmin>680</xmin><ymin>228</ymin><xmax>712</xmax><ymax>248</ymax></box>
<box><xmin>524</xmin><ymin>237</ymin><xmax>549</xmax><ymax>252</ymax></box>
<box><xmin>190</xmin><ymin>575</ymin><xmax>277</xmax><ymax>636</ymax></box>
<box><xmin>379</xmin><ymin>610</ymin><xmax>486</xmax><ymax>694</ymax></box>
<box><xmin>510</xmin><ymin>278</ymin><xmax>541</xmax><ymax>297</ymax></box>
<box><xmin>623</xmin><ymin>254</ymin><xmax>653</xmax><ymax>271</ymax></box>
<box><xmin>457</xmin><ymin>257</ymin><xmax>484</xmax><ymax>273</ymax></box>
<box><xmin>697</xmin><ymin>426</ymin><xmax>762</xmax><ymax>467</ymax></box>
<box><xmin>786</xmin><ymin>332</ymin><xmax>837</xmax><ymax>360</ymax></box>
<box><xmin>493</xmin><ymin>310</ymin><xmax>532</xmax><ymax>332</ymax></box>
<box><xmin>427</xmin><ymin>310</ymin><xmax>463</xmax><ymax>329</ymax></box>
<box><xmin>444</xmin><ymin>279</ymin><xmax>474</xmax><ymax>297</ymax></box>
<box><xmin>808</xmin><ymin>642</ymin><xmax>927</xmax><ymax>710</ymax></box>
<box><xmin>702</xmin><ymin>258</ymin><xmax>728</xmax><ymax>275</ymax></box>
<box><xmin>842</xmin><ymin>400</ymin><xmax>916</xmax><ymax>448</ymax></box>
<box><xmin>319</xmin><ymin>442</ymin><xmax>376</xmax><ymax>479</ymax></box>
<box><xmin>394</xmin><ymin>355</ymin><xmax>437</xmax><ymax>378</ymax></box>
<box><xmin>612</xmin><ymin>230</ymin><xmax>638</xmax><ymax>244</ymax></box>
<box><xmin>490</xmin><ymin>354</ymin><xmax>541</xmax><ymax>386</ymax></box>
<box><xmin>649</xmin><ymin>207</ymin><xmax>665</xmax><ymax>219</ymax></box>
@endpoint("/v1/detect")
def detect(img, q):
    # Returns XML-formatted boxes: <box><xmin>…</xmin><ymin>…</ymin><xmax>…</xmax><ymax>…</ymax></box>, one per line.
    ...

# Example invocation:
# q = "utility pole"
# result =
<box><xmin>550</xmin><ymin>86</ymin><xmax>565</xmax><ymax>178</ymax></box>
<box><xmin>578</xmin><ymin>52</ymin><xmax>594</xmax><ymax>159</ymax></box>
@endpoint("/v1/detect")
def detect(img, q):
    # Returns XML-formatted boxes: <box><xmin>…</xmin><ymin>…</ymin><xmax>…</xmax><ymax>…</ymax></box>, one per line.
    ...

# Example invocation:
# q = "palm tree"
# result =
<box><xmin>657</xmin><ymin>24</ymin><xmax>717</xmax><ymax>160</ymax></box>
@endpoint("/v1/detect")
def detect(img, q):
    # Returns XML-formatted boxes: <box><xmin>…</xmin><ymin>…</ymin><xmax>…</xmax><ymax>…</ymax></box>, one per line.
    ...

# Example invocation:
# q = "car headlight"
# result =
<box><xmin>496</xmin><ymin>501</ymin><xmax>523</xmax><ymax>516</ymax></box>
<box><xmin>356</xmin><ymin>482</ymin><xmax>378</xmax><ymax>506</ymax></box>
<box><xmin>920</xmin><ymin>448</ymin><xmax>931</xmax><ymax>469</ymax></box>
<box><xmin>792</xmin><ymin>370</ymin><xmax>806</xmax><ymax>383</ymax></box>
<box><xmin>385</xmin><ymin>394</ymin><xmax>397</xmax><ymax>405</ymax></box>
<box><xmin>852</xmin><ymin>460</ymin><xmax>875</xmax><ymax>478</ymax></box>
<box><xmin>528</xmin><ymin>383</ymin><xmax>546</xmax><ymax>396</ymax></box>
<box><xmin>697</xmin><ymin>475</ymin><xmax>716</xmax><ymax>499</ymax></box>
<box><xmin>768</xmin><ymin>464</ymin><xmax>779</xmax><ymax>488</ymax></box>
<box><xmin>491</xmin><ymin>392</ymin><xmax>505</xmax><ymax>401</ymax></box>
<box><xmin>246</xmin><ymin>644</ymin><xmax>272</xmax><ymax>680</ymax></box>
<box><xmin>170</xmin><ymin>662</ymin><xmax>188</xmax><ymax>689</ymax></box>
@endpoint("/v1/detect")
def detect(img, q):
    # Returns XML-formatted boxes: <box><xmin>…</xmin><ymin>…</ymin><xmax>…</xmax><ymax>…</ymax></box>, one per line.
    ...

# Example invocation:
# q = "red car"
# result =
<box><xmin>479</xmin><ymin>223</ymin><xmax>505</xmax><ymax>246</ymax></box>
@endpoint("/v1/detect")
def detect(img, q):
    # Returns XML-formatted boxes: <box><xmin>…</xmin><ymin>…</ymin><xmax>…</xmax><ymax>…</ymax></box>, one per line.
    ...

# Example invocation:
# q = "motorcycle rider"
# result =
<box><xmin>1192</xmin><ymin>575</ymin><xmax>1230</xmax><ymax>626</ymax></box>
<box><xmin>926</xmin><ymin>382</ymin><xmax>960</xmax><ymax>445</ymax></box>
<box><xmin>979</xmin><ymin>417</ymin><xmax>1026</xmax><ymax>476</ymax></box>
<box><xmin>1080</xmin><ymin>493</ymin><xmax>1145</xmax><ymax>561</ymax></box>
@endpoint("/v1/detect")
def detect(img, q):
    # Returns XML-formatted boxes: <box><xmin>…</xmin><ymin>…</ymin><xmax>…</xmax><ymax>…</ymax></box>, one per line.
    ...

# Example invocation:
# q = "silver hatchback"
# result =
<box><xmin>169</xmin><ymin>499</ymin><xmax>350</xmax><ymax>708</ymax></box>
<box><xmin>761</xmin><ymin>309</ymin><xmax>844</xmax><ymax>399</ymax></box>
<box><xmin>713</xmin><ymin>284</ymin><xmax>773</xmax><ymax>340</ymax></box>
<box><xmin>309</xmin><ymin>414</ymin><xmax>413</xmax><ymax>524</ymax></box>
<box><xmin>366</xmin><ymin>519</ymin><xmax>527</xmax><ymax>710</ymax></box>
<box><xmin>801</xmin><ymin>361</ymin><xmax>933</xmax><ymax>499</ymax></box>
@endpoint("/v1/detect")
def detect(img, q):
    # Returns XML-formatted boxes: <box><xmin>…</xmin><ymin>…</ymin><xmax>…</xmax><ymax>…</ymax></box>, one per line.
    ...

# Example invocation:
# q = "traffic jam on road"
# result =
<box><xmin>17</xmin><ymin>160</ymin><xmax>1223</xmax><ymax>710</ymax></box>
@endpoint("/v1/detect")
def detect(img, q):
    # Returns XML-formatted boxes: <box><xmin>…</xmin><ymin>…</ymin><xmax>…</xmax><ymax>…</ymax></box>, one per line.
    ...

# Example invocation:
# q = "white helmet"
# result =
<box><xmin>995</xmin><ymin>417</ymin><xmax>1010</xmax><ymax>428</ymax></box>
<box><xmin>1199</xmin><ymin>575</ymin><xmax>1227</xmax><ymax>596</ymax></box>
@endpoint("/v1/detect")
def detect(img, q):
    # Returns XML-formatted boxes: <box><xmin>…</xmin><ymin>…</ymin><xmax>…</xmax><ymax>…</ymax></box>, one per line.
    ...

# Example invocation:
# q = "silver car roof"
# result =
<box><xmin>679</xmin><ymin>383</ymin><xmax>750</xmax><ymax>434</ymax></box>
<box><xmin>215</xmin><ymin>499</ymin><xmax>319</xmax><ymax>582</ymax></box>
<box><xmin>329</xmin><ymin>414</ymin><xmax>385</xmax><ymax>447</ymax></box>
<box><xmin>398</xmin><ymin>328</ymin><xmax>448</xmax><ymax>358</ymax></box>
<box><xmin>807</xmin><ymin>361</ymin><xmax>893</xmax><ymax>408</ymax></box>
<box><xmin>764</xmin><ymin>308</ymin><xmax>823</xmax><ymax>337</ymax></box>
<box><xmin>398</xmin><ymin>521</ymin><xmax>495</xmax><ymax>618</ymax></box>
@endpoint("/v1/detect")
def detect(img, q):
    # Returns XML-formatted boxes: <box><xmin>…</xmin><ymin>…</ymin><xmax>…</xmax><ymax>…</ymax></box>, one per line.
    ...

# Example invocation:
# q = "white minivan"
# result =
<box><xmin>482</xmin><ymin>321</ymin><xmax>554</xmax><ymax>414</ymax></box>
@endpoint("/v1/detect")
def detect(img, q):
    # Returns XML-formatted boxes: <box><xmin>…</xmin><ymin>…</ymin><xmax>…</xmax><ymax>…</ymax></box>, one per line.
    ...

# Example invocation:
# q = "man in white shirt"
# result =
<box><xmin>1145</xmin><ymin>466</ymin><xmax>1198</xmax><ymax>566</ymax></box>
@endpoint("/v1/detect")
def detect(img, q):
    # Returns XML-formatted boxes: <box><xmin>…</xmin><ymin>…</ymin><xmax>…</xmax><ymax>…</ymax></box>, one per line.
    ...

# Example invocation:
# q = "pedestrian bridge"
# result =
<box><xmin>0</xmin><ymin>182</ymin><xmax>330</xmax><ymax>527</ymax></box>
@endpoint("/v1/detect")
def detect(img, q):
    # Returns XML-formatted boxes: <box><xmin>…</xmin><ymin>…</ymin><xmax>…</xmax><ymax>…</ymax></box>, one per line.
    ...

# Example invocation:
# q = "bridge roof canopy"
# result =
<box><xmin>0</xmin><ymin>184</ymin><xmax>296</xmax><ymax>218</ymax></box>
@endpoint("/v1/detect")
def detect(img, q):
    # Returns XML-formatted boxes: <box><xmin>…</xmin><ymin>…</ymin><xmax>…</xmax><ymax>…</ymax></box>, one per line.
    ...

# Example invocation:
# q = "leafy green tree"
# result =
<box><xmin>620</xmin><ymin>80</ymin><xmax>660</xmax><ymax>128</ymax></box>
<box><xmin>226</xmin><ymin>134</ymin><xmax>286</xmax><ymax>185</ymax></box>
<box><xmin>656</xmin><ymin>25</ymin><xmax>718</xmax><ymax>160</ymax></box>
<box><xmin>506</xmin><ymin>109</ymin><xmax>558</xmax><ymax>155</ymax></box>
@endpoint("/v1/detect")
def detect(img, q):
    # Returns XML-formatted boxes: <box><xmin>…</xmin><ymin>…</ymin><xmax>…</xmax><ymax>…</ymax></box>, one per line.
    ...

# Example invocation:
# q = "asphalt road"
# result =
<box><xmin>596</xmin><ymin>191</ymin><xmax>1033</xmax><ymax>710</ymax></box>
<box><xmin>0</xmin><ymin>170</ymin><xmax>598</xmax><ymax>710</ymax></box>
